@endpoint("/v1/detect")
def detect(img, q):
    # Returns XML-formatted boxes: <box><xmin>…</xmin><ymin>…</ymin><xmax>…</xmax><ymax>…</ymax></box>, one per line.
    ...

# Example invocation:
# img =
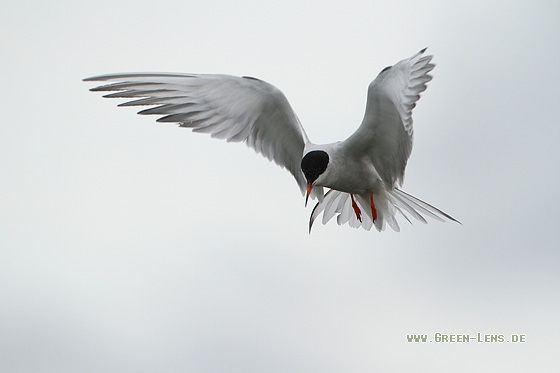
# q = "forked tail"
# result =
<box><xmin>309</xmin><ymin>188</ymin><xmax>459</xmax><ymax>232</ymax></box>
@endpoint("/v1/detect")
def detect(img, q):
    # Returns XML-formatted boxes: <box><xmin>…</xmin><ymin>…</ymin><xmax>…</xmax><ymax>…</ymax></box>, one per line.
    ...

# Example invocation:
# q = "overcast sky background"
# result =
<box><xmin>2</xmin><ymin>0</ymin><xmax>559</xmax><ymax>371</ymax></box>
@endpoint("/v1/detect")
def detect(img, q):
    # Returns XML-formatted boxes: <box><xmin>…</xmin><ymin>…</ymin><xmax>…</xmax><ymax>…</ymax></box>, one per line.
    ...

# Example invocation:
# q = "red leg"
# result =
<box><xmin>350</xmin><ymin>194</ymin><xmax>362</xmax><ymax>222</ymax></box>
<box><xmin>370</xmin><ymin>193</ymin><xmax>378</xmax><ymax>221</ymax></box>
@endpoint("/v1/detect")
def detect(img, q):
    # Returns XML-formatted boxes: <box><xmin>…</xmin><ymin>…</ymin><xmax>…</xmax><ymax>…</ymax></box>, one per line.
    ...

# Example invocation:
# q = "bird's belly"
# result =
<box><xmin>328</xmin><ymin>179</ymin><xmax>381</xmax><ymax>195</ymax></box>
<box><xmin>324</xmin><ymin>165</ymin><xmax>383</xmax><ymax>195</ymax></box>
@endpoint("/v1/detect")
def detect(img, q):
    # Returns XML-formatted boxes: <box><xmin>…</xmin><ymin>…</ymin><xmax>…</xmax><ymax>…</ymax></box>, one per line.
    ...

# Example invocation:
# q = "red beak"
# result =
<box><xmin>305</xmin><ymin>182</ymin><xmax>314</xmax><ymax>207</ymax></box>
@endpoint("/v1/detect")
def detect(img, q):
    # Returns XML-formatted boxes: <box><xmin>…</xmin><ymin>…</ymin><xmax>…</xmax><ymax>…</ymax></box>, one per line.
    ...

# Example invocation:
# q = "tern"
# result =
<box><xmin>85</xmin><ymin>48</ymin><xmax>458</xmax><ymax>232</ymax></box>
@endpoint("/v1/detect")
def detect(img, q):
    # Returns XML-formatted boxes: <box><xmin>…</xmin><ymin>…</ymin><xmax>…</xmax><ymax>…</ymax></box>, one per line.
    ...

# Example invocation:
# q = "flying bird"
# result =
<box><xmin>84</xmin><ymin>48</ymin><xmax>458</xmax><ymax>232</ymax></box>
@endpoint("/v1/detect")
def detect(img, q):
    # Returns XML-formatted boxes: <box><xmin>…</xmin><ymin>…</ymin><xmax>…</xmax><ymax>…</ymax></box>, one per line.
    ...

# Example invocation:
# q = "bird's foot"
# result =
<box><xmin>350</xmin><ymin>194</ymin><xmax>362</xmax><ymax>223</ymax></box>
<box><xmin>370</xmin><ymin>193</ymin><xmax>378</xmax><ymax>221</ymax></box>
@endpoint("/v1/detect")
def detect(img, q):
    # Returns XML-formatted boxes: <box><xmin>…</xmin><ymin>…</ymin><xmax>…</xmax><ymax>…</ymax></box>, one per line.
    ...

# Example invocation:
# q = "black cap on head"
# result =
<box><xmin>301</xmin><ymin>150</ymin><xmax>329</xmax><ymax>184</ymax></box>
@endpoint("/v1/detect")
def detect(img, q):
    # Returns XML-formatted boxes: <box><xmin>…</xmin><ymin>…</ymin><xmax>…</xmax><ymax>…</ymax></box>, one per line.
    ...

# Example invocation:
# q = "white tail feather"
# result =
<box><xmin>309</xmin><ymin>188</ymin><xmax>459</xmax><ymax>232</ymax></box>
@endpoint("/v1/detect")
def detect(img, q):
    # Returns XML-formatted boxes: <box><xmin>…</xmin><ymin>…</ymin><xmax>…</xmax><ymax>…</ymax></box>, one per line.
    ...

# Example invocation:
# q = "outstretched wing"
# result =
<box><xmin>344</xmin><ymin>48</ymin><xmax>435</xmax><ymax>187</ymax></box>
<box><xmin>84</xmin><ymin>73</ymin><xmax>310</xmax><ymax>194</ymax></box>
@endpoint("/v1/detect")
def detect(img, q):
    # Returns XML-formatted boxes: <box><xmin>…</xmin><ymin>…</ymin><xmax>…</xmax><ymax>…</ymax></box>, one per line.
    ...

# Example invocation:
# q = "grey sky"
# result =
<box><xmin>1</xmin><ymin>0</ymin><xmax>559</xmax><ymax>371</ymax></box>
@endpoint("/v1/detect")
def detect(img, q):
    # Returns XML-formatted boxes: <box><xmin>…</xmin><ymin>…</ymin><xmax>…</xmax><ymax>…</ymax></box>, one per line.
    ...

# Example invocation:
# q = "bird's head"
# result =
<box><xmin>301</xmin><ymin>150</ymin><xmax>329</xmax><ymax>206</ymax></box>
